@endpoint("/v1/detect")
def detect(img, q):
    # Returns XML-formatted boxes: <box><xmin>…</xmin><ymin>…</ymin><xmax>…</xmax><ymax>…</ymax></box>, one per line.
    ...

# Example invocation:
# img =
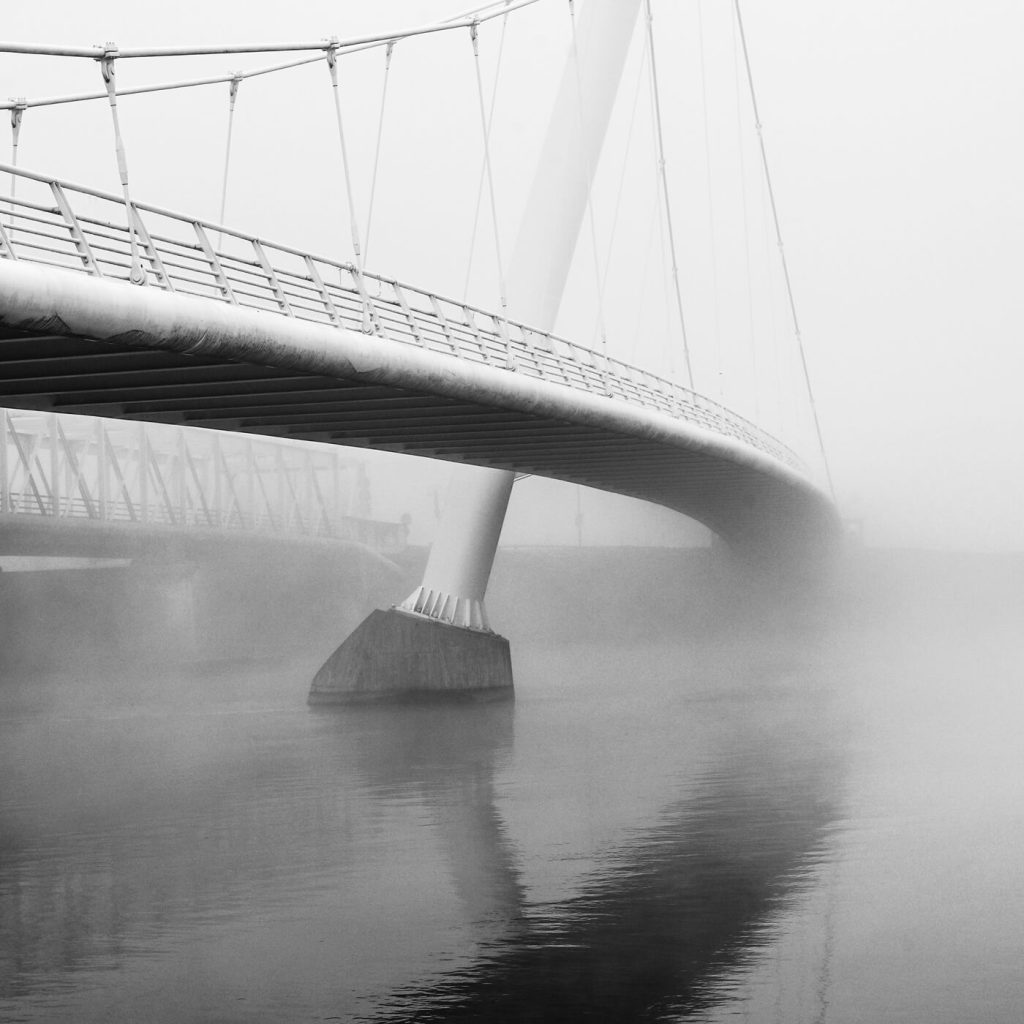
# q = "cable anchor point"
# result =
<box><xmin>10</xmin><ymin>99</ymin><xmax>25</xmax><ymax>135</ymax></box>
<box><xmin>324</xmin><ymin>36</ymin><xmax>340</xmax><ymax>84</ymax></box>
<box><xmin>98</xmin><ymin>44</ymin><xmax>119</xmax><ymax>83</ymax></box>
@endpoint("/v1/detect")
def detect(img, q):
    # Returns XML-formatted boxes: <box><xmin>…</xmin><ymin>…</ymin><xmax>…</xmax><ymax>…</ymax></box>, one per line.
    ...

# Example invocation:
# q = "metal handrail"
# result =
<box><xmin>0</xmin><ymin>410</ymin><xmax>407</xmax><ymax>553</ymax></box>
<box><xmin>0</xmin><ymin>161</ymin><xmax>802</xmax><ymax>470</ymax></box>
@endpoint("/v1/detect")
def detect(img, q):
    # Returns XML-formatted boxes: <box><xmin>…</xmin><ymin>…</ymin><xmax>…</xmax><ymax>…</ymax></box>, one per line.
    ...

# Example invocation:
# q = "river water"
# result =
<box><xmin>1</xmin><ymin>552</ymin><xmax>1022</xmax><ymax>1022</ymax></box>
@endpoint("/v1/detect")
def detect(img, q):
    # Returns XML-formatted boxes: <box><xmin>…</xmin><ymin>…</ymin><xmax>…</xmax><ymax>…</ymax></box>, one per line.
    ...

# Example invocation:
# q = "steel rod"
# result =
<box><xmin>0</xmin><ymin>0</ymin><xmax>543</xmax><ymax>61</ymax></box>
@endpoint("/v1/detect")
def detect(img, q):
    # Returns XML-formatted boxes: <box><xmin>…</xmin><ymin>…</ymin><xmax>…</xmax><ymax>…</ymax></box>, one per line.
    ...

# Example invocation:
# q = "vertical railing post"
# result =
<box><xmin>193</xmin><ymin>222</ymin><xmax>236</xmax><ymax>303</ymax></box>
<box><xmin>304</xmin><ymin>451</ymin><xmax>314</xmax><ymax>536</ymax></box>
<box><xmin>104</xmin><ymin>429</ymin><xmax>136</xmax><ymax>522</ymax></box>
<box><xmin>304</xmin><ymin>256</ymin><xmax>341</xmax><ymax>325</ymax></box>
<box><xmin>49</xmin><ymin>414</ymin><xmax>60</xmax><ymax>516</ymax></box>
<box><xmin>129</xmin><ymin>206</ymin><xmax>172</xmax><ymax>290</ymax></box>
<box><xmin>495</xmin><ymin>315</ymin><xmax>516</xmax><ymax>371</ymax></box>
<box><xmin>391</xmin><ymin>280</ymin><xmax>425</xmax><ymax>346</ymax></box>
<box><xmin>174</xmin><ymin>429</ymin><xmax>186</xmax><ymax>525</ymax></box>
<box><xmin>276</xmin><ymin>446</ymin><xmax>287</xmax><ymax>532</ymax></box>
<box><xmin>50</xmin><ymin>183</ymin><xmax>100</xmax><ymax>275</ymax></box>
<box><xmin>137</xmin><ymin>422</ymin><xmax>149</xmax><ymax>523</ymax></box>
<box><xmin>0</xmin><ymin>210</ymin><xmax>17</xmax><ymax>261</ymax></box>
<box><xmin>8</xmin><ymin>425</ymin><xmax>46</xmax><ymax>515</ymax></box>
<box><xmin>428</xmin><ymin>294</ymin><xmax>458</xmax><ymax>354</ymax></box>
<box><xmin>348</xmin><ymin>264</ymin><xmax>380</xmax><ymax>334</ymax></box>
<box><xmin>331</xmin><ymin>451</ymin><xmax>341</xmax><ymax>537</ymax></box>
<box><xmin>212</xmin><ymin>433</ymin><xmax>223</xmax><ymax>526</ymax></box>
<box><xmin>58</xmin><ymin>423</ymin><xmax>95</xmax><ymax>519</ymax></box>
<box><xmin>96</xmin><ymin>420</ymin><xmax>108</xmax><ymax>521</ymax></box>
<box><xmin>246</xmin><ymin>438</ymin><xmax>256</xmax><ymax>530</ymax></box>
<box><xmin>252</xmin><ymin>240</ymin><xmax>293</xmax><ymax>315</ymax></box>
<box><xmin>0</xmin><ymin>411</ymin><xmax>8</xmax><ymax>514</ymax></box>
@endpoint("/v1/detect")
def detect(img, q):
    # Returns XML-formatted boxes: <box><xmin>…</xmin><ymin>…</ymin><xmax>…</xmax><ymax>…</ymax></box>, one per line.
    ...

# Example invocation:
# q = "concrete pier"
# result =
<box><xmin>308</xmin><ymin>608</ymin><xmax>513</xmax><ymax>705</ymax></box>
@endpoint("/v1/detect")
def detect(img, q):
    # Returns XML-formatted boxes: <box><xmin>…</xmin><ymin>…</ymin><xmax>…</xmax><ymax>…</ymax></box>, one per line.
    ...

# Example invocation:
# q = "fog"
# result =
<box><xmin>2</xmin><ymin>0</ymin><xmax>1020</xmax><ymax>549</ymax></box>
<box><xmin>3</xmin><ymin>5</ymin><xmax>1024</xmax><ymax>1015</ymax></box>
<box><xmin>3</xmin><ymin>539</ymin><xmax>1024</xmax><ymax>1020</ymax></box>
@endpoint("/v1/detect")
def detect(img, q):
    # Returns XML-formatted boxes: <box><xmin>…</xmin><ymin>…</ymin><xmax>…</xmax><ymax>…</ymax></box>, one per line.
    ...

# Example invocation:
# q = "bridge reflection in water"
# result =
<box><xmin>0</xmin><ymin>631</ymin><xmax>846</xmax><ymax>1023</ymax></box>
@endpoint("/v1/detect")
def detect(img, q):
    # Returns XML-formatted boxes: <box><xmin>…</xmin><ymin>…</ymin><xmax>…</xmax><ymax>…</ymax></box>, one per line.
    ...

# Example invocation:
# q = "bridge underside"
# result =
<box><xmin>0</xmin><ymin>261</ymin><xmax>839</xmax><ymax>563</ymax></box>
<box><xmin>0</xmin><ymin>326</ymin><xmax>828</xmax><ymax>563</ymax></box>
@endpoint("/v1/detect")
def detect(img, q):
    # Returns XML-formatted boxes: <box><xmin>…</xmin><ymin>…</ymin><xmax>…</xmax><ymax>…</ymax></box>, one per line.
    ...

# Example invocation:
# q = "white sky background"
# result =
<box><xmin>1</xmin><ymin>1</ymin><xmax>1022</xmax><ymax>550</ymax></box>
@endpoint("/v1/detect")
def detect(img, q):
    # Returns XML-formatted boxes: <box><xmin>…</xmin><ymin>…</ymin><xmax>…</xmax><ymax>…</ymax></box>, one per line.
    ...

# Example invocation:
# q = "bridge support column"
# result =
<box><xmin>309</xmin><ymin>0</ymin><xmax>643</xmax><ymax>704</ymax></box>
<box><xmin>309</xmin><ymin>465</ymin><xmax>514</xmax><ymax>703</ymax></box>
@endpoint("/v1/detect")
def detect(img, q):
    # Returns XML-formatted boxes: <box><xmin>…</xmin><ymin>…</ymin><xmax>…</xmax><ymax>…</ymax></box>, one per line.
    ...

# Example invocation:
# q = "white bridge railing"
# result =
<box><xmin>0</xmin><ymin>409</ymin><xmax>408</xmax><ymax>552</ymax></box>
<box><xmin>0</xmin><ymin>162</ymin><xmax>800</xmax><ymax>470</ymax></box>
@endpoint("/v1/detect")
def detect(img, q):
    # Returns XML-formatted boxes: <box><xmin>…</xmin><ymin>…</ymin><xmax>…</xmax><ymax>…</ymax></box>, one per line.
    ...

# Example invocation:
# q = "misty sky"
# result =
<box><xmin>1</xmin><ymin>0</ymin><xmax>1021</xmax><ymax>550</ymax></box>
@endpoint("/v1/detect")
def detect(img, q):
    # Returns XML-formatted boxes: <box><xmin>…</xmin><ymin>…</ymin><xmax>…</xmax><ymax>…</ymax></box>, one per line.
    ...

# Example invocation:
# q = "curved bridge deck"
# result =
<box><xmin>0</xmin><ymin>164</ymin><xmax>838</xmax><ymax>559</ymax></box>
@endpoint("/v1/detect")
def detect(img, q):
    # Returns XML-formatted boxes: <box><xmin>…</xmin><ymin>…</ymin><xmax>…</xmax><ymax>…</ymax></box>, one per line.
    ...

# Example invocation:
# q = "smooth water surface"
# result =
<box><xmin>1</xmin><ymin>555</ymin><xmax>1023</xmax><ymax>1022</ymax></box>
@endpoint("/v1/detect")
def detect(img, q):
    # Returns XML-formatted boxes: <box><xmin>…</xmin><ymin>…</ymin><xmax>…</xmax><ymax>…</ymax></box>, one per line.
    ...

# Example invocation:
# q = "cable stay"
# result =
<box><xmin>98</xmin><ymin>52</ymin><xmax>145</xmax><ymax>285</ymax></box>
<box><xmin>362</xmin><ymin>40</ymin><xmax>395</xmax><ymax>266</ymax></box>
<box><xmin>696</xmin><ymin>0</ymin><xmax>723</xmax><ymax>399</ymax></box>
<box><xmin>0</xmin><ymin>54</ymin><xmax>326</xmax><ymax>114</ymax></box>
<box><xmin>469</xmin><ymin>21</ymin><xmax>508</xmax><ymax>310</ymax></box>
<box><xmin>216</xmin><ymin>74</ymin><xmax>242</xmax><ymax>246</ymax></box>
<box><xmin>629</xmin><ymin>177</ymin><xmax>666</xmax><ymax>365</ymax></box>
<box><xmin>462</xmin><ymin>5</ymin><xmax>511</xmax><ymax>302</ymax></box>
<box><xmin>9</xmin><ymin>102</ymin><xmax>24</xmax><ymax>168</ymax></box>
<box><xmin>325</xmin><ymin>42</ymin><xmax>364</xmax><ymax>275</ymax></box>
<box><xmin>731</xmin><ymin>4</ymin><xmax>759</xmax><ymax>423</ymax></box>
<box><xmin>567</xmin><ymin>0</ymin><xmax>609</xmax><ymax>356</ymax></box>
<box><xmin>643</xmin><ymin>0</ymin><xmax>694</xmax><ymax>389</ymax></box>
<box><xmin>655</xmin><ymin>145</ymin><xmax>675</xmax><ymax>381</ymax></box>
<box><xmin>760</xmin><ymin>169</ymin><xmax>785</xmax><ymax>438</ymax></box>
<box><xmin>733</xmin><ymin>0</ymin><xmax>834</xmax><ymax>497</ymax></box>
<box><xmin>632</xmin><ymin>77</ymin><xmax>676</xmax><ymax>382</ymax></box>
<box><xmin>8</xmin><ymin>100</ymin><xmax>25</xmax><ymax>218</ymax></box>
<box><xmin>594</xmin><ymin>25</ymin><xmax>649</xmax><ymax>352</ymax></box>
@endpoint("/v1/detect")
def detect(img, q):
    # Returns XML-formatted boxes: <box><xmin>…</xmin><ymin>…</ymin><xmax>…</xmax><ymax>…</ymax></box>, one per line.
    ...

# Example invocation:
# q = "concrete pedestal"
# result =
<box><xmin>308</xmin><ymin>608</ymin><xmax>514</xmax><ymax>705</ymax></box>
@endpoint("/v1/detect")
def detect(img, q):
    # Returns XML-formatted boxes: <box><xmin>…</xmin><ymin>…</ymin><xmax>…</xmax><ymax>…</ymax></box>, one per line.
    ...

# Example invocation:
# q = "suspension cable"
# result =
<box><xmin>9</xmin><ymin>101</ymin><xmax>24</xmax><ymax>166</ymax></box>
<box><xmin>696</xmin><ymin>0</ymin><xmax>723</xmax><ymax>398</ymax></box>
<box><xmin>325</xmin><ymin>42</ymin><xmax>363</xmax><ymax>271</ymax></box>
<box><xmin>362</xmin><ymin>40</ymin><xmax>395</xmax><ymax>266</ymax></box>
<box><xmin>761</xmin><ymin>169</ymin><xmax>785</xmax><ymax>437</ymax></box>
<box><xmin>99</xmin><ymin>52</ymin><xmax>145</xmax><ymax>285</ymax></box>
<box><xmin>595</xmin><ymin>28</ymin><xmax>648</xmax><ymax>350</ymax></box>
<box><xmin>463</xmin><ymin>5</ymin><xmax>510</xmax><ymax>301</ymax></box>
<box><xmin>217</xmin><ymin>74</ymin><xmax>241</xmax><ymax>243</ymax></box>
<box><xmin>0</xmin><ymin>2</ymin><xmax>540</xmax><ymax>118</ymax></box>
<box><xmin>731</xmin><ymin>5</ymin><xmax>759</xmax><ymax>423</ymax></box>
<box><xmin>469</xmin><ymin>22</ymin><xmax>507</xmax><ymax>310</ymax></box>
<box><xmin>643</xmin><ymin>0</ymin><xmax>694</xmax><ymax>388</ymax></box>
<box><xmin>567</xmin><ymin>0</ymin><xmax>609</xmax><ymax>353</ymax></box>
<box><xmin>733</xmin><ymin>0</ymin><xmax>834</xmax><ymax>497</ymax></box>
<box><xmin>629</xmin><ymin>182</ymin><xmax>665</xmax><ymax>362</ymax></box>
<box><xmin>639</xmin><ymin>32</ymin><xmax>674</xmax><ymax>379</ymax></box>
<box><xmin>9</xmin><ymin>100</ymin><xmax>25</xmax><ymax>214</ymax></box>
<box><xmin>0</xmin><ymin>54</ymin><xmax>325</xmax><ymax>113</ymax></box>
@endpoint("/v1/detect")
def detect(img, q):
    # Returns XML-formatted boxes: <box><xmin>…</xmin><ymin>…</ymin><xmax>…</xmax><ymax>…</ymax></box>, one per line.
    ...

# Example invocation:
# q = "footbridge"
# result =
<box><xmin>0</xmin><ymin>0</ymin><xmax>840</xmax><ymax>700</ymax></box>
<box><xmin>0</xmin><ymin>164</ymin><xmax>833</xmax><ymax>556</ymax></box>
<box><xmin>0</xmin><ymin>407</ymin><xmax>406</xmax><ymax>559</ymax></box>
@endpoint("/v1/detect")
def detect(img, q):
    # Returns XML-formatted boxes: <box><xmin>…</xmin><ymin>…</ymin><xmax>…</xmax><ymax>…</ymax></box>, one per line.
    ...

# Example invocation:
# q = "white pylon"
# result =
<box><xmin>401</xmin><ymin>0</ymin><xmax>644</xmax><ymax>631</ymax></box>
